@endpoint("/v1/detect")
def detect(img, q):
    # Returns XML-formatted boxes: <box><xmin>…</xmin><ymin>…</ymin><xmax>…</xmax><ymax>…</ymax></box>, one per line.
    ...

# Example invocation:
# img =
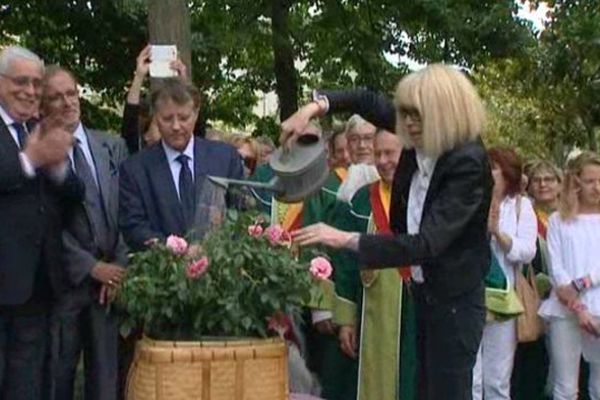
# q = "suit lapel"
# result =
<box><xmin>151</xmin><ymin>145</ymin><xmax>187</xmax><ymax>233</ymax></box>
<box><xmin>390</xmin><ymin>149</ymin><xmax>417</xmax><ymax>234</ymax></box>
<box><xmin>0</xmin><ymin>117</ymin><xmax>20</xmax><ymax>153</ymax></box>
<box><xmin>86</xmin><ymin>129</ymin><xmax>115</xmax><ymax>228</ymax></box>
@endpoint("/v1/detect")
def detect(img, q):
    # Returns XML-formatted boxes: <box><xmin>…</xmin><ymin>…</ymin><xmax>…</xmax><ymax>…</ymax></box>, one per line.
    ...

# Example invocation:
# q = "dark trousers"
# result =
<box><xmin>0</xmin><ymin>312</ymin><xmax>49</xmax><ymax>400</ymax></box>
<box><xmin>415</xmin><ymin>283</ymin><xmax>485</xmax><ymax>400</ymax></box>
<box><xmin>51</xmin><ymin>299</ymin><xmax>118</xmax><ymax>400</ymax></box>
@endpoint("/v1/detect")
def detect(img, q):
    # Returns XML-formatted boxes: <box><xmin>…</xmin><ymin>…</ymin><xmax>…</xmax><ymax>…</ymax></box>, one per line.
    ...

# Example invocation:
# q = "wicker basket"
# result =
<box><xmin>126</xmin><ymin>337</ymin><xmax>289</xmax><ymax>400</ymax></box>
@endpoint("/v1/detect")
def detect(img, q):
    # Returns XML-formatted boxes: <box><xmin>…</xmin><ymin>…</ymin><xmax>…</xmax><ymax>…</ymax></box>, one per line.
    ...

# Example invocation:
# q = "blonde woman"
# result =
<box><xmin>539</xmin><ymin>152</ymin><xmax>600</xmax><ymax>400</ymax></box>
<box><xmin>284</xmin><ymin>64</ymin><xmax>493</xmax><ymax>400</ymax></box>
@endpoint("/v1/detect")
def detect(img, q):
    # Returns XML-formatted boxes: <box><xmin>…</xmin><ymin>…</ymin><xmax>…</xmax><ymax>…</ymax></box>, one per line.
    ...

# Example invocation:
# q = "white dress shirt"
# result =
<box><xmin>0</xmin><ymin>104</ymin><xmax>36</xmax><ymax>177</ymax></box>
<box><xmin>162</xmin><ymin>137</ymin><xmax>195</xmax><ymax>200</ymax></box>
<box><xmin>406</xmin><ymin>151</ymin><xmax>437</xmax><ymax>283</ymax></box>
<box><xmin>492</xmin><ymin>195</ymin><xmax>538</xmax><ymax>286</ymax></box>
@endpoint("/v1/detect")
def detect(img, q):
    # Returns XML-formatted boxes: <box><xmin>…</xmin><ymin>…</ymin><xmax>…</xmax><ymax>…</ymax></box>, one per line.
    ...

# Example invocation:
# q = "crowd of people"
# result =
<box><xmin>0</xmin><ymin>42</ymin><xmax>599</xmax><ymax>400</ymax></box>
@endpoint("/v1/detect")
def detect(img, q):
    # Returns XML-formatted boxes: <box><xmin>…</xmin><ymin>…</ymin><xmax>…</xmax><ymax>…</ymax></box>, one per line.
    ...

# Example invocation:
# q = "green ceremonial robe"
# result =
<box><xmin>333</xmin><ymin>181</ymin><xmax>417</xmax><ymax>400</ymax></box>
<box><xmin>301</xmin><ymin>168</ymin><xmax>360</xmax><ymax>400</ymax></box>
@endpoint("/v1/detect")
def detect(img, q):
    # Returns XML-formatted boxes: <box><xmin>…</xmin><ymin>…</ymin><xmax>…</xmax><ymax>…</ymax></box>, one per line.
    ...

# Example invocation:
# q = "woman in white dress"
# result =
<box><xmin>539</xmin><ymin>151</ymin><xmax>600</xmax><ymax>400</ymax></box>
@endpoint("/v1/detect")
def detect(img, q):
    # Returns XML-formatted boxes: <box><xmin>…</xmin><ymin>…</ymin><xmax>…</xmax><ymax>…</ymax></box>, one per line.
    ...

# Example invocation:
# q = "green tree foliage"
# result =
<box><xmin>478</xmin><ymin>0</ymin><xmax>600</xmax><ymax>163</ymax></box>
<box><xmin>1</xmin><ymin>0</ymin><xmax>534</xmax><ymax>139</ymax></box>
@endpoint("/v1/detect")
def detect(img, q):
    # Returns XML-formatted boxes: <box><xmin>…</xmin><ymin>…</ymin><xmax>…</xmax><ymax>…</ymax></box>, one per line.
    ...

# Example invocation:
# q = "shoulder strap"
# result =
<box><xmin>516</xmin><ymin>195</ymin><xmax>522</xmax><ymax>224</ymax></box>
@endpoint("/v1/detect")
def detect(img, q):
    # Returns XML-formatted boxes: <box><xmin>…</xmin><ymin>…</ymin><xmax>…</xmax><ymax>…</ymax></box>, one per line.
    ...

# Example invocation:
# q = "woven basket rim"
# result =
<box><xmin>141</xmin><ymin>335</ymin><xmax>285</xmax><ymax>348</ymax></box>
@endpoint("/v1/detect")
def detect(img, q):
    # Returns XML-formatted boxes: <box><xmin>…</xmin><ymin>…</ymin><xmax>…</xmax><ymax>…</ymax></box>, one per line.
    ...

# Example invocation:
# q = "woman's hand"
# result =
<box><xmin>135</xmin><ymin>45</ymin><xmax>151</xmax><ymax>79</ymax></box>
<box><xmin>487</xmin><ymin>200</ymin><xmax>500</xmax><ymax>235</ymax></box>
<box><xmin>556</xmin><ymin>283</ymin><xmax>579</xmax><ymax>308</ymax></box>
<box><xmin>279</xmin><ymin>102</ymin><xmax>324</xmax><ymax>148</ymax></box>
<box><xmin>339</xmin><ymin>325</ymin><xmax>358</xmax><ymax>359</ymax></box>
<box><xmin>292</xmin><ymin>223</ymin><xmax>358</xmax><ymax>250</ymax></box>
<box><xmin>169</xmin><ymin>58</ymin><xmax>188</xmax><ymax>80</ymax></box>
<box><xmin>576</xmin><ymin>309</ymin><xmax>600</xmax><ymax>337</ymax></box>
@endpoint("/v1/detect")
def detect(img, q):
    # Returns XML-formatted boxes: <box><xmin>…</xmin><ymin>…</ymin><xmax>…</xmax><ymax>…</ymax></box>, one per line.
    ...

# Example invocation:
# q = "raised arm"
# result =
<box><xmin>280</xmin><ymin>89</ymin><xmax>396</xmax><ymax>146</ymax></box>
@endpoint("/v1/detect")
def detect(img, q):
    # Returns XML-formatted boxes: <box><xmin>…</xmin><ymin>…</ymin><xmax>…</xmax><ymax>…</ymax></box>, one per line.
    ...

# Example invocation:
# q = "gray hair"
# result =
<box><xmin>345</xmin><ymin>114</ymin><xmax>370</xmax><ymax>135</ymax></box>
<box><xmin>0</xmin><ymin>46</ymin><xmax>44</xmax><ymax>75</ymax></box>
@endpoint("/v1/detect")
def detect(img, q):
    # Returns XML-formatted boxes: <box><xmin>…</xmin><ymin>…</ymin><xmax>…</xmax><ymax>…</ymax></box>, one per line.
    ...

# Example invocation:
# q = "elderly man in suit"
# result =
<box><xmin>0</xmin><ymin>47</ymin><xmax>82</xmax><ymax>400</ymax></box>
<box><xmin>119</xmin><ymin>78</ymin><xmax>243</xmax><ymax>250</ymax></box>
<box><xmin>40</xmin><ymin>66</ymin><xmax>129</xmax><ymax>400</ymax></box>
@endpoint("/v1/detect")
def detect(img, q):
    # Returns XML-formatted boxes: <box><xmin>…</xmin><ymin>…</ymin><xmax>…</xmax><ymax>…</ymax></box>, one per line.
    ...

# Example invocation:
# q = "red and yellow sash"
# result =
<box><xmin>369</xmin><ymin>181</ymin><xmax>412</xmax><ymax>280</ymax></box>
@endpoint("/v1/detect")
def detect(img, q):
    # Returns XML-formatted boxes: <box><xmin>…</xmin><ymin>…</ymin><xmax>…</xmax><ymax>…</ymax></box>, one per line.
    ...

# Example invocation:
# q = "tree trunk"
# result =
<box><xmin>147</xmin><ymin>0</ymin><xmax>192</xmax><ymax>79</ymax></box>
<box><xmin>271</xmin><ymin>0</ymin><xmax>298</xmax><ymax>121</ymax></box>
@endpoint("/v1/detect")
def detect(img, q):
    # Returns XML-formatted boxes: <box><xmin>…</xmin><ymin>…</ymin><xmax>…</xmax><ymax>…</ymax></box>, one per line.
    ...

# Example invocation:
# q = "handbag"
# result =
<box><xmin>485</xmin><ymin>252</ymin><xmax>524</xmax><ymax>318</ymax></box>
<box><xmin>513</xmin><ymin>195</ymin><xmax>544</xmax><ymax>342</ymax></box>
<box><xmin>514</xmin><ymin>263</ymin><xmax>544</xmax><ymax>342</ymax></box>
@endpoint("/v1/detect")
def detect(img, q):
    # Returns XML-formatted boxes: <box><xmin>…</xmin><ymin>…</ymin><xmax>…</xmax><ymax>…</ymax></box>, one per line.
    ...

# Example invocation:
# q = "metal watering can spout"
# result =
<box><xmin>208</xmin><ymin>133</ymin><xmax>329</xmax><ymax>203</ymax></box>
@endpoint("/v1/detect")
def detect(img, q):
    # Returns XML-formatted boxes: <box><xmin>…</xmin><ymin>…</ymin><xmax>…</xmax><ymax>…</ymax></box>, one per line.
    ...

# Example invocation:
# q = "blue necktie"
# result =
<box><xmin>176</xmin><ymin>154</ymin><xmax>195</xmax><ymax>225</ymax></box>
<box><xmin>12</xmin><ymin>122</ymin><xmax>27</xmax><ymax>149</ymax></box>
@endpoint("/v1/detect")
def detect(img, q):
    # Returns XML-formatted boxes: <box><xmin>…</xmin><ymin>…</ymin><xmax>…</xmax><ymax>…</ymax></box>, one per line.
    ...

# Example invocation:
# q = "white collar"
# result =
<box><xmin>162</xmin><ymin>136</ymin><xmax>195</xmax><ymax>164</ymax></box>
<box><xmin>72</xmin><ymin>122</ymin><xmax>86</xmax><ymax>144</ymax></box>
<box><xmin>415</xmin><ymin>150</ymin><xmax>437</xmax><ymax>177</ymax></box>
<box><xmin>0</xmin><ymin>104</ymin><xmax>17</xmax><ymax>127</ymax></box>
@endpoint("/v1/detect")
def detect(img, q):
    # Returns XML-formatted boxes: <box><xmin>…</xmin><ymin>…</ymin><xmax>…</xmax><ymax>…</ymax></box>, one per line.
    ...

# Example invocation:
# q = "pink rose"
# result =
<box><xmin>264</xmin><ymin>224</ymin><xmax>290</xmax><ymax>246</ymax></box>
<box><xmin>166</xmin><ymin>235</ymin><xmax>188</xmax><ymax>256</ymax></box>
<box><xmin>185</xmin><ymin>256</ymin><xmax>210</xmax><ymax>279</ymax></box>
<box><xmin>309</xmin><ymin>256</ymin><xmax>332</xmax><ymax>280</ymax></box>
<box><xmin>247</xmin><ymin>224</ymin><xmax>264</xmax><ymax>237</ymax></box>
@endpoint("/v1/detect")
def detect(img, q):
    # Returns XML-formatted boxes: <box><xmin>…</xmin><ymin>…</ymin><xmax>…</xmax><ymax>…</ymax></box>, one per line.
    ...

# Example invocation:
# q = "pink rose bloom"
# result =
<box><xmin>247</xmin><ymin>224</ymin><xmax>264</xmax><ymax>237</ymax></box>
<box><xmin>166</xmin><ymin>235</ymin><xmax>188</xmax><ymax>256</ymax></box>
<box><xmin>264</xmin><ymin>224</ymin><xmax>287</xmax><ymax>246</ymax></box>
<box><xmin>309</xmin><ymin>256</ymin><xmax>332</xmax><ymax>280</ymax></box>
<box><xmin>185</xmin><ymin>256</ymin><xmax>210</xmax><ymax>279</ymax></box>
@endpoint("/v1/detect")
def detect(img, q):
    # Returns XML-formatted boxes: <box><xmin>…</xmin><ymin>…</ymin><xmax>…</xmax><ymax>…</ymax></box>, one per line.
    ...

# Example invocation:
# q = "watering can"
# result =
<box><xmin>208</xmin><ymin>134</ymin><xmax>329</xmax><ymax>203</ymax></box>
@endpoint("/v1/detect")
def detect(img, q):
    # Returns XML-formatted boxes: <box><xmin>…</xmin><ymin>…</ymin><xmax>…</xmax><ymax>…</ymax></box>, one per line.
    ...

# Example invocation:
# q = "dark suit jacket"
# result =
<box><xmin>321</xmin><ymin>89</ymin><xmax>493</xmax><ymax>300</ymax></box>
<box><xmin>61</xmin><ymin>128</ymin><xmax>129</xmax><ymax>304</ymax></box>
<box><xmin>119</xmin><ymin>138</ymin><xmax>243</xmax><ymax>251</ymax></box>
<box><xmin>0</xmin><ymin>117</ymin><xmax>83</xmax><ymax>306</ymax></box>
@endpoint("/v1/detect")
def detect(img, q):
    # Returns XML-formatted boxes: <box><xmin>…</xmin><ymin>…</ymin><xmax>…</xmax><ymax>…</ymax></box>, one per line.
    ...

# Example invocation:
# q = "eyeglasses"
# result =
<box><xmin>347</xmin><ymin>134</ymin><xmax>375</xmax><ymax>145</ymax></box>
<box><xmin>398</xmin><ymin>106</ymin><xmax>421</xmax><ymax>122</ymax></box>
<box><xmin>0</xmin><ymin>73</ymin><xmax>42</xmax><ymax>89</ymax></box>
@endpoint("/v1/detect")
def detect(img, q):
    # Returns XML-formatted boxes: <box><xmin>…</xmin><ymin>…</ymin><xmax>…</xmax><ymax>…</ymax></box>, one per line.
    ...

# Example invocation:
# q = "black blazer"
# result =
<box><xmin>0</xmin><ymin>118</ymin><xmax>83</xmax><ymax>305</ymax></box>
<box><xmin>322</xmin><ymin>88</ymin><xmax>493</xmax><ymax>300</ymax></box>
<box><xmin>119</xmin><ymin>138</ymin><xmax>243</xmax><ymax>251</ymax></box>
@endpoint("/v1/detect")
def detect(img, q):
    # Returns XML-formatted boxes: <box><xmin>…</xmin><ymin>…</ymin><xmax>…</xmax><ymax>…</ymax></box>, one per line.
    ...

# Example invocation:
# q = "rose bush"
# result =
<box><xmin>117</xmin><ymin>210</ymin><xmax>323</xmax><ymax>340</ymax></box>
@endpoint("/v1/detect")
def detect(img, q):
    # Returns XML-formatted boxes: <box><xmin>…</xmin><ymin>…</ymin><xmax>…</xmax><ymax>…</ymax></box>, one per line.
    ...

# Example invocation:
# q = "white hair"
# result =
<box><xmin>0</xmin><ymin>46</ymin><xmax>44</xmax><ymax>75</ymax></box>
<box><xmin>345</xmin><ymin>114</ymin><xmax>371</xmax><ymax>135</ymax></box>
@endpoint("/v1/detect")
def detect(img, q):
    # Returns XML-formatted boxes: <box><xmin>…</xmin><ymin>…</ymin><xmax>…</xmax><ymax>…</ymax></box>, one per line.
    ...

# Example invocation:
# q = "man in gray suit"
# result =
<box><xmin>41</xmin><ymin>66</ymin><xmax>128</xmax><ymax>400</ymax></box>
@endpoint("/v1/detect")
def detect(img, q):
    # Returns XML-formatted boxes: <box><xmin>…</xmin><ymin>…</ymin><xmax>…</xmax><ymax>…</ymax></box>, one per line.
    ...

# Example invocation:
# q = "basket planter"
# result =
<box><xmin>126</xmin><ymin>337</ymin><xmax>289</xmax><ymax>400</ymax></box>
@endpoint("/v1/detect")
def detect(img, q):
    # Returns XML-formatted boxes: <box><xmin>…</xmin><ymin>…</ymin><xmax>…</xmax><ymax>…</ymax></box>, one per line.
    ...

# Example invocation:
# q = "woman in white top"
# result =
<box><xmin>473</xmin><ymin>147</ymin><xmax>538</xmax><ymax>400</ymax></box>
<box><xmin>539</xmin><ymin>151</ymin><xmax>600</xmax><ymax>400</ymax></box>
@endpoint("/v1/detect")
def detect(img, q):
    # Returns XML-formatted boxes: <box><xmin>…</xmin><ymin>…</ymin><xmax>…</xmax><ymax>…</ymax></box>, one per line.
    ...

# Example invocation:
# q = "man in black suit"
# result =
<box><xmin>41</xmin><ymin>66</ymin><xmax>129</xmax><ymax>400</ymax></box>
<box><xmin>0</xmin><ymin>47</ymin><xmax>82</xmax><ymax>400</ymax></box>
<box><xmin>289</xmin><ymin>64</ymin><xmax>493</xmax><ymax>400</ymax></box>
<box><xmin>119</xmin><ymin>78</ymin><xmax>243</xmax><ymax>250</ymax></box>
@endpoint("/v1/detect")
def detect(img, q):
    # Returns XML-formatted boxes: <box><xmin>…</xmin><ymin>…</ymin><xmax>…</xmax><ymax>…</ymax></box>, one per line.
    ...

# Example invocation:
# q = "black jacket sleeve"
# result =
<box><xmin>321</xmin><ymin>89</ymin><xmax>396</xmax><ymax>132</ymax></box>
<box><xmin>121</xmin><ymin>102</ymin><xmax>141</xmax><ymax>154</ymax></box>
